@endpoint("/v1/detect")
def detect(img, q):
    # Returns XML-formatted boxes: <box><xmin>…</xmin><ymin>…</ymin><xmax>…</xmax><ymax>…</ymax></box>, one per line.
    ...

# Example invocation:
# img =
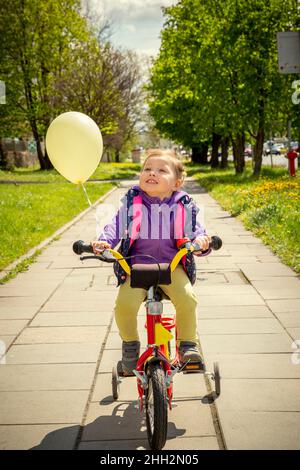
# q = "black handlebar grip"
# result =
<box><xmin>210</xmin><ymin>236</ymin><xmax>222</xmax><ymax>251</ymax></box>
<box><xmin>73</xmin><ymin>240</ymin><xmax>94</xmax><ymax>255</ymax></box>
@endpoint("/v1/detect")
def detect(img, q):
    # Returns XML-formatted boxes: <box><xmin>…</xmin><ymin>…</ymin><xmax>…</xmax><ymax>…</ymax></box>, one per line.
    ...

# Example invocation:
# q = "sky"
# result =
<box><xmin>89</xmin><ymin>0</ymin><xmax>176</xmax><ymax>57</ymax></box>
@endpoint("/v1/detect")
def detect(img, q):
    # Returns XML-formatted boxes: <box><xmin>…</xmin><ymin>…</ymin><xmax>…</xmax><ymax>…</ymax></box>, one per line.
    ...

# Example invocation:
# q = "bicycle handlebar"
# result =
<box><xmin>72</xmin><ymin>236</ymin><xmax>222</xmax><ymax>274</ymax></box>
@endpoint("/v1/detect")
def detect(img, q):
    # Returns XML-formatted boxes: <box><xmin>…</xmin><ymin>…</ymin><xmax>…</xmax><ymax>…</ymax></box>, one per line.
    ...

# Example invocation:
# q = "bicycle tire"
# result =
<box><xmin>145</xmin><ymin>363</ymin><xmax>168</xmax><ymax>450</ymax></box>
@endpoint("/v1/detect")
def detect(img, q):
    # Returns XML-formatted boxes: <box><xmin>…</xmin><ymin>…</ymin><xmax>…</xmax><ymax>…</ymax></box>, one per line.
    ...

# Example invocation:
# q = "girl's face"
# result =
<box><xmin>139</xmin><ymin>156</ymin><xmax>181</xmax><ymax>199</ymax></box>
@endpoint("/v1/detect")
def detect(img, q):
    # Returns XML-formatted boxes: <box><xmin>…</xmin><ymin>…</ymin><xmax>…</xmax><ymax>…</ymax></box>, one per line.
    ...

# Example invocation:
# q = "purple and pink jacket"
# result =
<box><xmin>98</xmin><ymin>185</ymin><xmax>210</xmax><ymax>286</ymax></box>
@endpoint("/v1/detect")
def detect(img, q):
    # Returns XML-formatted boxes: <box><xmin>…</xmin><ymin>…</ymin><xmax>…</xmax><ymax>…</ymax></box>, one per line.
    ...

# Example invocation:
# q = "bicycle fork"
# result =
<box><xmin>133</xmin><ymin>286</ymin><xmax>178</xmax><ymax>411</ymax></box>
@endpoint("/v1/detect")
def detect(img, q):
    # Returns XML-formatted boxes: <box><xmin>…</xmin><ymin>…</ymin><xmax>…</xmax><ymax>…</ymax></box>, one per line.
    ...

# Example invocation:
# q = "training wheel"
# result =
<box><xmin>213</xmin><ymin>362</ymin><xmax>221</xmax><ymax>396</ymax></box>
<box><xmin>112</xmin><ymin>366</ymin><xmax>120</xmax><ymax>400</ymax></box>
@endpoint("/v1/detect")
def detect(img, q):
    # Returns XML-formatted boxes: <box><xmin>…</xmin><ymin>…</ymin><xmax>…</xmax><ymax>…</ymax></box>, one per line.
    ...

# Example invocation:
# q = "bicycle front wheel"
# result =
<box><xmin>145</xmin><ymin>363</ymin><xmax>168</xmax><ymax>450</ymax></box>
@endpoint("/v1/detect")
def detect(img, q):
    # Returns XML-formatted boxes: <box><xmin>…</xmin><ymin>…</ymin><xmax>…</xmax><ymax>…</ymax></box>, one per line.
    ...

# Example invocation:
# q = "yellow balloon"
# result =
<box><xmin>45</xmin><ymin>112</ymin><xmax>103</xmax><ymax>184</ymax></box>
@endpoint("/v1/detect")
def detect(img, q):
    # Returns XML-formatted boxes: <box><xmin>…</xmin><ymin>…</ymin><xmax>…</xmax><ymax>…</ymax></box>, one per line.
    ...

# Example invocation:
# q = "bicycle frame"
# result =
<box><xmin>134</xmin><ymin>285</ymin><xmax>177</xmax><ymax>411</ymax></box>
<box><xmin>103</xmin><ymin>244</ymin><xmax>192</xmax><ymax>411</ymax></box>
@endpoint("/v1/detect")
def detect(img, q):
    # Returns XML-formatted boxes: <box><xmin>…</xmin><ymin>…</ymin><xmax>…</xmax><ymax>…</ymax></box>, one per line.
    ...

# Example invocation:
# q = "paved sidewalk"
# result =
<box><xmin>0</xmin><ymin>178</ymin><xmax>299</xmax><ymax>450</ymax></box>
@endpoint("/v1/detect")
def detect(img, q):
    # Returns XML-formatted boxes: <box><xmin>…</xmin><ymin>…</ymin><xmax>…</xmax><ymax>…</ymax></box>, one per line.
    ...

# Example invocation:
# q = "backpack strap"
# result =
<box><xmin>129</xmin><ymin>194</ymin><xmax>143</xmax><ymax>248</ymax></box>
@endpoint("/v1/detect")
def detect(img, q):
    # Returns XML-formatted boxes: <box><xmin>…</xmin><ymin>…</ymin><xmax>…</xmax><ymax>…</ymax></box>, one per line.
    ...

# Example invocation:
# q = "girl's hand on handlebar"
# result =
<box><xmin>92</xmin><ymin>240</ymin><xmax>111</xmax><ymax>255</ymax></box>
<box><xmin>193</xmin><ymin>235</ymin><xmax>211</xmax><ymax>253</ymax></box>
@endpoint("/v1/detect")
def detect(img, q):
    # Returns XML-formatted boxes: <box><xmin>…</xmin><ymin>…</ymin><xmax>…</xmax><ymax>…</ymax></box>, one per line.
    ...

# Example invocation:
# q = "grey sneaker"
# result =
<box><xmin>178</xmin><ymin>341</ymin><xmax>203</xmax><ymax>365</ymax></box>
<box><xmin>122</xmin><ymin>341</ymin><xmax>140</xmax><ymax>375</ymax></box>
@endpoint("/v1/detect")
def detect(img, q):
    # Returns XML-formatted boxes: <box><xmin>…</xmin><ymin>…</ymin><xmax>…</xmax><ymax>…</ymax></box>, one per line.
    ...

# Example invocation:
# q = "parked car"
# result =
<box><xmin>244</xmin><ymin>146</ymin><xmax>252</xmax><ymax>157</ymax></box>
<box><xmin>264</xmin><ymin>141</ymin><xmax>281</xmax><ymax>155</ymax></box>
<box><xmin>291</xmin><ymin>141</ymin><xmax>299</xmax><ymax>152</ymax></box>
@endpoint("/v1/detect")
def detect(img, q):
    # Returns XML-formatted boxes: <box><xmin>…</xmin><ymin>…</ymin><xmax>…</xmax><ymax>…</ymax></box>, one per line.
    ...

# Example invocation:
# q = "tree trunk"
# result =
<box><xmin>115</xmin><ymin>150</ymin><xmax>120</xmax><ymax>163</ymax></box>
<box><xmin>210</xmin><ymin>132</ymin><xmax>221</xmax><ymax>168</ymax></box>
<box><xmin>220</xmin><ymin>136</ymin><xmax>229</xmax><ymax>169</ymax></box>
<box><xmin>253</xmin><ymin>120</ymin><xmax>265</xmax><ymax>176</ymax></box>
<box><xmin>0</xmin><ymin>138</ymin><xmax>5</xmax><ymax>168</ymax></box>
<box><xmin>232</xmin><ymin>133</ymin><xmax>245</xmax><ymax>174</ymax></box>
<box><xmin>191</xmin><ymin>143</ymin><xmax>209</xmax><ymax>164</ymax></box>
<box><xmin>44</xmin><ymin>146</ymin><xmax>53</xmax><ymax>170</ymax></box>
<box><xmin>30</xmin><ymin>122</ymin><xmax>46</xmax><ymax>169</ymax></box>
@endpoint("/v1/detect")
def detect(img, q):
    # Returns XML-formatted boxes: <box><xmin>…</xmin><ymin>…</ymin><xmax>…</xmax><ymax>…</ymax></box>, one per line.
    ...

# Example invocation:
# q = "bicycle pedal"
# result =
<box><xmin>182</xmin><ymin>362</ymin><xmax>206</xmax><ymax>373</ymax></box>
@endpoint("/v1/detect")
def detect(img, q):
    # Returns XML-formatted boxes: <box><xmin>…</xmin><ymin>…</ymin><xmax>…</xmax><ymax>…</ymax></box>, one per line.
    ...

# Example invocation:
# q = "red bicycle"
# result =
<box><xmin>73</xmin><ymin>236</ymin><xmax>222</xmax><ymax>450</ymax></box>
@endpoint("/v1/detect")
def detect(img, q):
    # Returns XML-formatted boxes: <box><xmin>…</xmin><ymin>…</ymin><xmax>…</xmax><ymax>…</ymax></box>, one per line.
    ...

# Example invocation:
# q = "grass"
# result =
<box><xmin>0</xmin><ymin>162</ymin><xmax>141</xmax><ymax>182</ymax></box>
<box><xmin>0</xmin><ymin>161</ymin><xmax>140</xmax><ymax>278</ymax></box>
<box><xmin>0</xmin><ymin>181</ymin><xmax>115</xmax><ymax>273</ymax></box>
<box><xmin>185</xmin><ymin>162</ymin><xmax>300</xmax><ymax>274</ymax></box>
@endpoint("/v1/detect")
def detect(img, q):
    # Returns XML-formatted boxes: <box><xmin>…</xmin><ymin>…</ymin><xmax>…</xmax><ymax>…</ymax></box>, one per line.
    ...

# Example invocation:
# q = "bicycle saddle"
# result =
<box><xmin>130</xmin><ymin>263</ymin><xmax>171</xmax><ymax>289</ymax></box>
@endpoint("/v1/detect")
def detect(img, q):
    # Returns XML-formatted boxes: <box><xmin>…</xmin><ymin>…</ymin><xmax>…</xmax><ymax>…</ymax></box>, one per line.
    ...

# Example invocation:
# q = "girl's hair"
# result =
<box><xmin>142</xmin><ymin>148</ymin><xmax>186</xmax><ymax>183</ymax></box>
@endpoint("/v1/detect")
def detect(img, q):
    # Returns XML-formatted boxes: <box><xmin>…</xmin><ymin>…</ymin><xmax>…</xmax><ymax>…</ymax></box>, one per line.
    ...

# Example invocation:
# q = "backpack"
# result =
<box><xmin>113</xmin><ymin>188</ymin><xmax>198</xmax><ymax>286</ymax></box>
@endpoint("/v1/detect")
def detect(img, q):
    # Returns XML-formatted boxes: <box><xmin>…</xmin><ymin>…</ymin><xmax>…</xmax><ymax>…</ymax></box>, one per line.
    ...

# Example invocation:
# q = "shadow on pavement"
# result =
<box><xmin>29</xmin><ymin>400</ymin><xmax>186</xmax><ymax>450</ymax></box>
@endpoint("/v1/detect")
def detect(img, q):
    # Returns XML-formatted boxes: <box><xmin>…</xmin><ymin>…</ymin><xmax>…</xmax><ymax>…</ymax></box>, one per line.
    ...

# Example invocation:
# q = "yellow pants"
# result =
<box><xmin>114</xmin><ymin>265</ymin><xmax>198</xmax><ymax>344</ymax></box>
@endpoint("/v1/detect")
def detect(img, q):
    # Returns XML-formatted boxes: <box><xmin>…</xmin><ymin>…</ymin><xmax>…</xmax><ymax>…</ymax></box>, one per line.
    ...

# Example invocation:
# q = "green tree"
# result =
<box><xmin>147</xmin><ymin>0</ymin><xmax>299</xmax><ymax>175</ymax></box>
<box><xmin>0</xmin><ymin>0</ymin><xmax>90</xmax><ymax>169</ymax></box>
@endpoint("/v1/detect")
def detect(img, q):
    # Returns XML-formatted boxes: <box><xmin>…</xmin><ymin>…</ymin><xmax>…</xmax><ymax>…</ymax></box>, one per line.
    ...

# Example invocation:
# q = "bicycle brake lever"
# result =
<box><xmin>79</xmin><ymin>255</ymin><xmax>104</xmax><ymax>261</ymax></box>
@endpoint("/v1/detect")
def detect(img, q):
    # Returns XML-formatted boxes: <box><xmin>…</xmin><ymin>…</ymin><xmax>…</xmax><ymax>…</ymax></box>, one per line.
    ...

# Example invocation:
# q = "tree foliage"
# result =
<box><xmin>0</xmin><ymin>0</ymin><xmax>144</xmax><ymax>168</ymax></box>
<box><xmin>147</xmin><ymin>0</ymin><xmax>300</xmax><ymax>174</ymax></box>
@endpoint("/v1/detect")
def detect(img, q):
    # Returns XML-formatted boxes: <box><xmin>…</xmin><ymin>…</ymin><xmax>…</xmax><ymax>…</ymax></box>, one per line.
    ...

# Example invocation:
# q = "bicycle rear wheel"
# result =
<box><xmin>145</xmin><ymin>363</ymin><xmax>168</xmax><ymax>450</ymax></box>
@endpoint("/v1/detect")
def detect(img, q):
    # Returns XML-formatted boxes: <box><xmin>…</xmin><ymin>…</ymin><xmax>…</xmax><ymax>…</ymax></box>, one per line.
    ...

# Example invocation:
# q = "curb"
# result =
<box><xmin>0</xmin><ymin>184</ymin><xmax>119</xmax><ymax>282</ymax></box>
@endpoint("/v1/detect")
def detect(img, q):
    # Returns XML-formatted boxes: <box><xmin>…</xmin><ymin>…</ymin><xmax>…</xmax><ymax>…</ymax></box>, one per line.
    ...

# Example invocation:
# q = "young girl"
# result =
<box><xmin>92</xmin><ymin>149</ymin><xmax>211</xmax><ymax>374</ymax></box>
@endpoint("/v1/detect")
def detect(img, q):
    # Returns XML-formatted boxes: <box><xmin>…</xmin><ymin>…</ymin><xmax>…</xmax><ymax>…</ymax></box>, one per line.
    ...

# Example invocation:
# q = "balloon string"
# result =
<box><xmin>80</xmin><ymin>182</ymin><xmax>92</xmax><ymax>207</ymax></box>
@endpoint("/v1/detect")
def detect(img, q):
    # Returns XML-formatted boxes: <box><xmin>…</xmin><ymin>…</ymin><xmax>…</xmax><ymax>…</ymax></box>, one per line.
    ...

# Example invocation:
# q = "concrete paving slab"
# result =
<box><xmin>205</xmin><ymin>353</ymin><xmax>300</xmax><ymax>379</ymax></box>
<box><xmin>216</xmin><ymin>378</ymin><xmax>300</xmax><ymax>411</ymax></box>
<box><xmin>266</xmin><ymin>299</ymin><xmax>300</xmax><ymax>312</ymax></box>
<box><xmin>78</xmin><ymin>436</ymin><xmax>219</xmax><ymax>450</ymax></box>
<box><xmin>198</xmin><ymin>318</ymin><xmax>283</xmax><ymax>335</ymax></box>
<box><xmin>78</xmin><ymin>439</ymin><xmax>149</xmax><ymax>450</ymax></box>
<box><xmin>0</xmin><ymin>390</ymin><xmax>88</xmax><ymax>424</ymax></box>
<box><xmin>276</xmin><ymin>312</ymin><xmax>300</xmax><ymax>327</ymax></box>
<box><xmin>256</xmin><ymin>256</ymin><xmax>282</xmax><ymax>263</ymax></box>
<box><xmin>50</xmin><ymin>291</ymin><xmax>114</xmax><ymax>302</ymax></box>
<box><xmin>197</xmin><ymin>305</ymin><xmax>273</xmax><ymax>319</ymax></box>
<box><xmin>198</xmin><ymin>295</ymin><xmax>265</xmax><ymax>306</ymax></box>
<box><xmin>237</xmin><ymin>263</ymin><xmax>297</xmax><ymax>279</ymax></box>
<box><xmin>16</xmin><ymin>262</ymin><xmax>52</xmax><ymax>272</ymax></box>
<box><xmin>286</xmin><ymin>327</ymin><xmax>300</xmax><ymax>340</ymax></box>
<box><xmin>15</xmin><ymin>326</ymin><xmax>107</xmax><ymax>344</ymax></box>
<box><xmin>105</xmin><ymin>332</ymin><xmax>124</xmax><ymax>350</ymax></box>
<box><xmin>0</xmin><ymin>306</ymin><xmax>39</xmax><ymax>320</ymax></box>
<box><xmin>251</xmin><ymin>278</ymin><xmax>300</xmax><ymax>299</ymax></box>
<box><xmin>0</xmin><ymin>364</ymin><xmax>95</xmax><ymax>391</ymax></box>
<box><xmin>98</xmin><ymin>350</ymin><xmax>122</xmax><ymax>373</ymax></box>
<box><xmin>82</xmin><ymin>399</ymin><xmax>216</xmax><ymax>442</ymax></box>
<box><xmin>30</xmin><ymin>311</ymin><xmax>112</xmax><ymax>327</ymax></box>
<box><xmin>5</xmin><ymin>342</ymin><xmax>100</xmax><ymax>364</ymax></box>
<box><xmin>40</xmin><ymin>300</ymin><xmax>111</xmax><ymax>312</ymax></box>
<box><xmin>0</xmin><ymin>319</ymin><xmax>28</xmax><ymax>335</ymax></box>
<box><xmin>200</xmin><ymin>333</ymin><xmax>293</xmax><ymax>354</ymax></box>
<box><xmin>0</xmin><ymin>424</ymin><xmax>80</xmax><ymax>450</ymax></box>
<box><xmin>218</xmin><ymin>411</ymin><xmax>300</xmax><ymax>449</ymax></box>
<box><xmin>81</xmin><ymin>401</ymin><xmax>146</xmax><ymax>441</ymax></box>
<box><xmin>194</xmin><ymin>285</ymin><xmax>256</xmax><ymax>296</ymax></box>
<box><xmin>0</xmin><ymin>287</ymin><xmax>56</xmax><ymax>297</ymax></box>
<box><xmin>0</xmin><ymin>297</ymin><xmax>47</xmax><ymax>307</ymax></box>
<box><xmin>172</xmin><ymin>372</ymin><xmax>208</xmax><ymax>399</ymax></box>
<box><xmin>91</xmin><ymin>373</ymin><xmax>137</xmax><ymax>403</ymax></box>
